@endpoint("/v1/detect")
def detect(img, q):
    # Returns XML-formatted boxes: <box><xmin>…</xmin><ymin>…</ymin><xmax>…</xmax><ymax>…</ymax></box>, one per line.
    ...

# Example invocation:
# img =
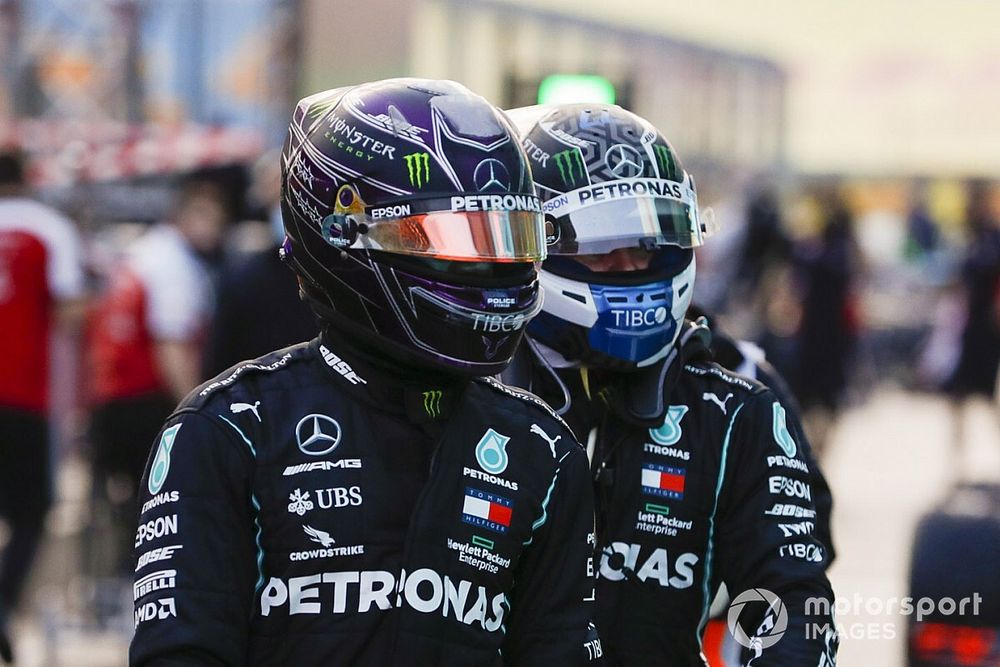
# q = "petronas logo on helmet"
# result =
<box><xmin>553</xmin><ymin>149</ymin><xmax>585</xmax><ymax>187</ymax></box>
<box><xmin>423</xmin><ymin>389</ymin><xmax>442</xmax><ymax>418</ymax></box>
<box><xmin>654</xmin><ymin>145</ymin><xmax>676</xmax><ymax>179</ymax></box>
<box><xmin>404</xmin><ymin>152</ymin><xmax>430</xmax><ymax>188</ymax></box>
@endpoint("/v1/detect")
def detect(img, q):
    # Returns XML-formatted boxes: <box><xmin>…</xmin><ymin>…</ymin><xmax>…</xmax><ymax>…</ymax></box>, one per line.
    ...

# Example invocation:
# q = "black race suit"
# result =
<box><xmin>130</xmin><ymin>334</ymin><xmax>595</xmax><ymax>666</ymax></box>
<box><xmin>505</xmin><ymin>322</ymin><xmax>838</xmax><ymax>666</ymax></box>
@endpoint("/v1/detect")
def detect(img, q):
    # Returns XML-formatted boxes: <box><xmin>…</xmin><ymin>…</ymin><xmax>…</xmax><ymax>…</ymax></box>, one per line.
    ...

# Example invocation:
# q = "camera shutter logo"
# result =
<box><xmin>295</xmin><ymin>414</ymin><xmax>342</xmax><ymax>456</ymax></box>
<box><xmin>727</xmin><ymin>588</ymin><xmax>788</xmax><ymax>653</ymax></box>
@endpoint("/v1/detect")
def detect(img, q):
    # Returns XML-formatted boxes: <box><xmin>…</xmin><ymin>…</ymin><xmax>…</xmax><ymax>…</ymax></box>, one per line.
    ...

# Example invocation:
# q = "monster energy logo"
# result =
<box><xmin>423</xmin><ymin>389</ymin><xmax>443</xmax><ymax>417</ymax></box>
<box><xmin>404</xmin><ymin>152</ymin><xmax>430</xmax><ymax>188</ymax></box>
<box><xmin>653</xmin><ymin>145</ymin><xmax>676</xmax><ymax>179</ymax></box>
<box><xmin>553</xmin><ymin>149</ymin><xmax>585</xmax><ymax>187</ymax></box>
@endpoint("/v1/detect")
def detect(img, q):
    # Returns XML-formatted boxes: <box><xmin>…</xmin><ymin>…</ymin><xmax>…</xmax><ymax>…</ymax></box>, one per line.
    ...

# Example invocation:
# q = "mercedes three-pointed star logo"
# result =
<box><xmin>604</xmin><ymin>144</ymin><xmax>645</xmax><ymax>178</ymax></box>
<box><xmin>295</xmin><ymin>414</ymin><xmax>342</xmax><ymax>456</ymax></box>
<box><xmin>473</xmin><ymin>158</ymin><xmax>511</xmax><ymax>192</ymax></box>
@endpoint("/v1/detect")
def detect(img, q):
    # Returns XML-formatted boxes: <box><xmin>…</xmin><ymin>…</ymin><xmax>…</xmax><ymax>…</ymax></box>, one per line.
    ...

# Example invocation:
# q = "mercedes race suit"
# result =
<box><xmin>130</xmin><ymin>336</ymin><xmax>595</xmax><ymax>666</ymax></box>
<box><xmin>505</xmin><ymin>322</ymin><xmax>838</xmax><ymax>666</ymax></box>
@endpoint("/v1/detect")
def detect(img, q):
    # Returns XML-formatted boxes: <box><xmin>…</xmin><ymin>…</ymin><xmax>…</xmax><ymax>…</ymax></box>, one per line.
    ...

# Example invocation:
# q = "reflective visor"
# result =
<box><xmin>363</xmin><ymin>209</ymin><xmax>545</xmax><ymax>262</ymax></box>
<box><xmin>327</xmin><ymin>195</ymin><xmax>546</xmax><ymax>262</ymax></box>
<box><xmin>542</xmin><ymin>174</ymin><xmax>715</xmax><ymax>255</ymax></box>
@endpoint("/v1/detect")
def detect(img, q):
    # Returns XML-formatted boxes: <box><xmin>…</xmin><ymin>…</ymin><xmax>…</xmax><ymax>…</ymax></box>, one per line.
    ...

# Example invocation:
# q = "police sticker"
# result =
<box><xmin>148</xmin><ymin>424</ymin><xmax>181</xmax><ymax>495</ymax></box>
<box><xmin>772</xmin><ymin>402</ymin><xmax>797</xmax><ymax>458</ymax></box>
<box><xmin>649</xmin><ymin>406</ymin><xmax>688</xmax><ymax>447</ymax></box>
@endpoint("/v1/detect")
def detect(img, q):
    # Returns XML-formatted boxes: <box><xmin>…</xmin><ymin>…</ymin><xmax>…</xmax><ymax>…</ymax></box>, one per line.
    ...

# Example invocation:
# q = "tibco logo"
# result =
<box><xmin>611</xmin><ymin>307</ymin><xmax>668</xmax><ymax>328</ymax></box>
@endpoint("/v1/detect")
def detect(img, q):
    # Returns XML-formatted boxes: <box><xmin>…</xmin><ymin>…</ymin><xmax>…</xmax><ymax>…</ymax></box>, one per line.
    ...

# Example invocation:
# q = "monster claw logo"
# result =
<box><xmin>553</xmin><ymin>149</ymin><xmax>586</xmax><ymax>187</ymax></box>
<box><xmin>423</xmin><ymin>389</ymin><xmax>443</xmax><ymax>418</ymax></box>
<box><xmin>404</xmin><ymin>152</ymin><xmax>431</xmax><ymax>188</ymax></box>
<box><xmin>653</xmin><ymin>145</ymin><xmax>676</xmax><ymax>179</ymax></box>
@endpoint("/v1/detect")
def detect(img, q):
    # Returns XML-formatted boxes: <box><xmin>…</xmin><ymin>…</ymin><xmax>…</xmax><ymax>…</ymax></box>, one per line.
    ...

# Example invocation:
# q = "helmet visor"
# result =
<box><xmin>542</xmin><ymin>174</ymin><xmax>714</xmax><ymax>255</ymax></box>
<box><xmin>333</xmin><ymin>195</ymin><xmax>546</xmax><ymax>262</ymax></box>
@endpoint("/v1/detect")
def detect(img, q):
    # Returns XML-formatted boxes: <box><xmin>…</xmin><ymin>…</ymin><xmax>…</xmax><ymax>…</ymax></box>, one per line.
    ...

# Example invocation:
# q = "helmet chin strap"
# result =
<box><xmin>595</xmin><ymin>318</ymin><xmax>713</xmax><ymax>428</ymax></box>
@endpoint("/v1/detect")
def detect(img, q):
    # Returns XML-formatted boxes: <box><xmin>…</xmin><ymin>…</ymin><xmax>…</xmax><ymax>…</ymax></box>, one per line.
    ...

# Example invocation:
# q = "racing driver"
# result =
<box><xmin>129</xmin><ymin>79</ymin><xmax>595</xmax><ymax>666</ymax></box>
<box><xmin>503</xmin><ymin>103</ymin><xmax>838</xmax><ymax>666</ymax></box>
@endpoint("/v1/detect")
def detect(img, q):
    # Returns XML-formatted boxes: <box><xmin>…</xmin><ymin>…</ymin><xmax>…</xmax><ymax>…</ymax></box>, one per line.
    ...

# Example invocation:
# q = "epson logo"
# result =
<box><xmin>611</xmin><ymin>307</ymin><xmax>668</xmax><ymax>328</ymax></box>
<box><xmin>369</xmin><ymin>204</ymin><xmax>411</xmax><ymax>220</ymax></box>
<box><xmin>135</xmin><ymin>514</ymin><xmax>178</xmax><ymax>548</ymax></box>
<box><xmin>284</xmin><ymin>460</ymin><xmax>362</xmax><ymax>476</ymax></box>
<box><xmin>259</xmin><ymin>568</ymin><xmax>505</xmax><ymax>632</ymax></box>
<box><xmin>768</xmin><ymin>476</ymin><xmax>813</xmax><ymax>501</ymax></box>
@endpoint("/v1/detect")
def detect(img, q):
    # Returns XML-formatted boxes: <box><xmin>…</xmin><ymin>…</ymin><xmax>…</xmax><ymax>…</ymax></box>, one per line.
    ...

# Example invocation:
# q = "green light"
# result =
<box><xmin>537</xmin><ymin>74</ymin><xmax>616</xmax><ymax>105</ymax></box>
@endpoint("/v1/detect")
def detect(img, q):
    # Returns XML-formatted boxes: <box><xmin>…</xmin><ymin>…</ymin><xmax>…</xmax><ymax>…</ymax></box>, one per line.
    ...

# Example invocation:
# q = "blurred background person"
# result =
<box><xmin>0</xmin><ymin>149</ymin><xmax>86</xmax><ymax>663</ymax></box>
<box><xmin>83</xmin><ymin>180</ymin><xmax>225</xmax><ymax>578</ymax></box>
<box><xmin>944</xmin><ymin>180</ymin><xmax>1000</xmax><ymax>464</ymax></box>
<box><xmin>789</xmin><ymin>187</ymin><xmax>863</xmax><ymax>457</ymax></box>
<box><xmin>202</xmin><ymin>152</ymin><xmax>315</xmax><ymax>377</ymax></box>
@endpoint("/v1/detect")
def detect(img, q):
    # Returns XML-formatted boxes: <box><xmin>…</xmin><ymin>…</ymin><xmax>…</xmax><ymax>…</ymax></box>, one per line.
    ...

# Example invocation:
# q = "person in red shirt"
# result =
<box><xmin>85</xmin><ymin>180</ymin><xmax>224</xmax><ymax>574</ymax></box>
<box><xmin>0</xmin><ymin>149</ymin><xmax>86</xmax><ymax>663</ymax></box>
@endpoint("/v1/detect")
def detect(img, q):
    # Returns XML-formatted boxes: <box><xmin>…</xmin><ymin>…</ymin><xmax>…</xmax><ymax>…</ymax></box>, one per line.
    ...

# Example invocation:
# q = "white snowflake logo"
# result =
<box><xmin>292</xmin><ymin>154</ymin><xmax>315</xmax><ymax>189</ymax></box>
<box><xmin>292</xmin><ymin>189</ymin><xmax>323</xmax><ymax>227</ymax></box>
<box><xmin>287</xmin><ymin>488</ymin><xmax>314</xmax><ymax>516</ymax></box>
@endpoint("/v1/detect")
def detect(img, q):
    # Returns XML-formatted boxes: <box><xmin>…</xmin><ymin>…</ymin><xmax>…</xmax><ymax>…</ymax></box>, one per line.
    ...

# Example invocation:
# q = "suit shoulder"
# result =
<box><xmin>682</xmin><ymin>360</ymin><xmax>768</xmax><ymax>397</ymax></box>
<box><xmin>178</xmin><ymin>342</ymin><xmax>315</xmax><ymax>412</ymax></box>
<box><xmin>474</xmin><ymin>376</ymin><xmax>579</xmax><ymax>443</ymax></box>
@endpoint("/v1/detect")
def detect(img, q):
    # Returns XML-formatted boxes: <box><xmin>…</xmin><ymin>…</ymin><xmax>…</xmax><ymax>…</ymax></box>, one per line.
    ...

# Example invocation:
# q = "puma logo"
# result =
<box><xmin>702</xmin><ymin>392</ymin><xmax>733</xmax><ymax>415</ymax></box>
<box><xmin>230</xmin><ymin>401</ymin><xmax>262</xmax><ymax>422</ymax></box>
<box><xmin>530</xmin><ymin>423</ymin><xmax>561</xmax><ymax>458</ymax></box>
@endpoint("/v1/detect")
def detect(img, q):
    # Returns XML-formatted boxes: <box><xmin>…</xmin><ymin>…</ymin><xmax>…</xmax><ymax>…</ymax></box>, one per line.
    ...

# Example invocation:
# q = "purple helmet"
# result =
<box><xmin>280</xmin><ymin>79</ymin><xmax>546</xmax><ymax>375</ymax></box>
